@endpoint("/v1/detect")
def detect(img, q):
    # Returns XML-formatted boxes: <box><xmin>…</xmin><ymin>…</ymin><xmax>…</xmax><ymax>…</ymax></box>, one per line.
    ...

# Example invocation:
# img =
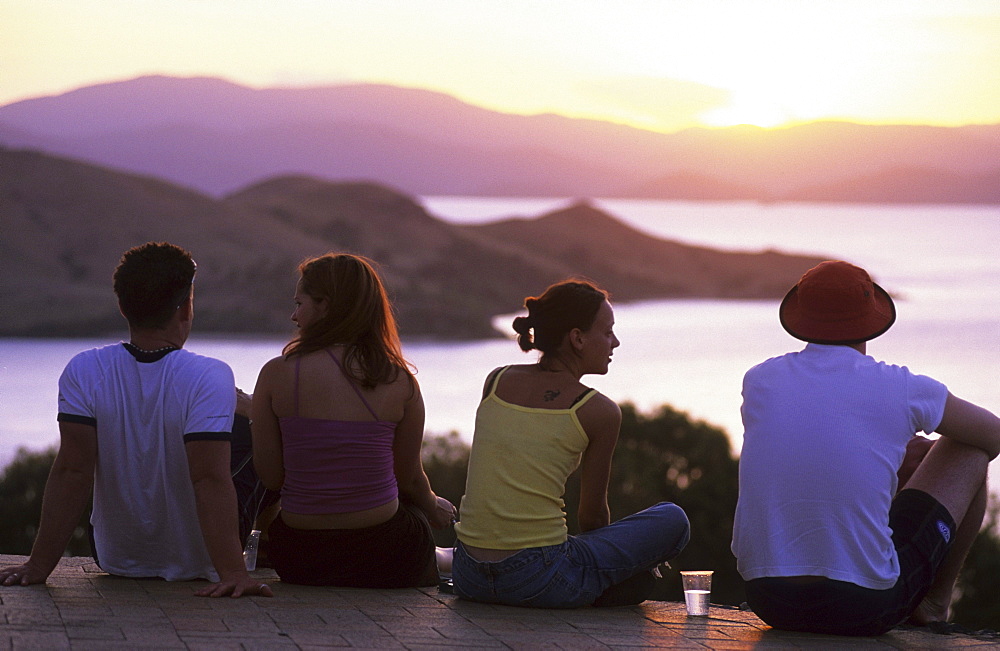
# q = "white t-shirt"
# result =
<box><xmin>731</xmin><ymin>344</ymin><xmax>948</xmax><ymax>590</ymax></box>
<box><xmin>58</xmin><ymin>344</ymin><xmax>235</xmax><ymax>581</ymax></box>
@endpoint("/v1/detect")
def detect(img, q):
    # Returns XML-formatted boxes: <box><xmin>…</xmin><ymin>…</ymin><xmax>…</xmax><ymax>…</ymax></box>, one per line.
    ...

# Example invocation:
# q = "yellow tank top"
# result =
<box><xmin>455</xmin><ymin>367</ymin><xmax>596</xmax><ymax>549</ymax></box>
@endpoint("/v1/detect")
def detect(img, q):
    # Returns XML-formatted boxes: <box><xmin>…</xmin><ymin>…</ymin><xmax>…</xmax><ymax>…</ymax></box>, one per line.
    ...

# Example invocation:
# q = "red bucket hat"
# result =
<box><xmin>779</xmin><ymin>261</ymin><xmax>896</xmax><ymax>344</ymax></box>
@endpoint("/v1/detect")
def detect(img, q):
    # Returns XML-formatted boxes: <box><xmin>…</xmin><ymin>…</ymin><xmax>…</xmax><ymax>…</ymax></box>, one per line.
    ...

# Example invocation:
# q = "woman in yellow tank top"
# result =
<box><xmin>452</xmin><ymin>280</ymin><xmax>690</xmax><ymax>608</ymax></box>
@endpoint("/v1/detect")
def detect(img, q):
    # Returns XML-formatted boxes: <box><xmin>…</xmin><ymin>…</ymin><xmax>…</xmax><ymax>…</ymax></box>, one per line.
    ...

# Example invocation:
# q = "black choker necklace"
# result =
<box><xmin>123</xmin><ymin>342</ymin><xmax>180</xmax><ymax>363</ymax></box>
<box><xmin>124</xmin><ymin>342</ymin><xmax>179</xmax><ymax>354</ymax></box>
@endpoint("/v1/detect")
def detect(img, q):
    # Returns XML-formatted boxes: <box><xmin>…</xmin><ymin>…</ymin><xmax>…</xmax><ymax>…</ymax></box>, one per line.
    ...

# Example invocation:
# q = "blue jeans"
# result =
<box><xmin>453</xmin><ymin>502</ymin><xmax>690</xmax><ymax>608</ymax></box>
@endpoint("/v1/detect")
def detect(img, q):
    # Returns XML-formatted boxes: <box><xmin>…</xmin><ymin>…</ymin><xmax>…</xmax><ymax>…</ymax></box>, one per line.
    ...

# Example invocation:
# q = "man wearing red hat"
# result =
<box><xmin>732</xmin><ymin>260</ymin><xmax>1000</xmax><ymax>636</ymax></box>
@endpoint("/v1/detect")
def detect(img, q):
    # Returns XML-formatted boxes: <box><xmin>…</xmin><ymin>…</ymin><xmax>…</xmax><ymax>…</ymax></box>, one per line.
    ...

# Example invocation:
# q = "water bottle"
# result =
<box><xmin>243</xmin><ymin>529</ymin><xmax>261</xmax><ymax>571</ymax></box>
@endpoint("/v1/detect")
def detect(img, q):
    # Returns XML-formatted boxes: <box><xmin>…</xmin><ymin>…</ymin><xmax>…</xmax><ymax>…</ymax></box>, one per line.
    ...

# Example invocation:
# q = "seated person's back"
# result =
<box><xmin>251</xmin><ymin>253</ymin><xmax>456</xmax><ymax>587</ymax></box>
<box><xmin>269</xmin><ymin>348</ymin><xmax>404</xmax><ymax>522</ymax></box>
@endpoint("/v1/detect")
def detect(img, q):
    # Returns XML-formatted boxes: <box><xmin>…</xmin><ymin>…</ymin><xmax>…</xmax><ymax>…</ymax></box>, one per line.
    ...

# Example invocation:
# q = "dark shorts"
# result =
<box><xmin>745</xmin><ymin>488</ymin><xmax>956</xmax><ymax>637</ymax></box>
<box><xmin>268</xmin><ymin>502</ymin><xmax>438</xmax><ymax>588</ymax></box>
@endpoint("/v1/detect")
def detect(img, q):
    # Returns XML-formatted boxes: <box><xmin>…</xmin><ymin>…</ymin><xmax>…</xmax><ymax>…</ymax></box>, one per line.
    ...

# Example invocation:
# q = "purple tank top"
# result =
<box><xmin>278</xmin><ymin>350</ymin><xmax>398</xmax><ymax>514</ymax></box>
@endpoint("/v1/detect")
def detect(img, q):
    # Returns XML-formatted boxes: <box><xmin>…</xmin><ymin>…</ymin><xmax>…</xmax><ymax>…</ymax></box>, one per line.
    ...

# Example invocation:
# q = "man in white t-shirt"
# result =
<box><xmin>732</xmin><ymin>260</ymin><xmax>999</xmax><ymax>636</ymax></box>
<box><xmin>0</xmin><ymin>242</ymin><xmax>272</xmax><ymax>598</ymax></box>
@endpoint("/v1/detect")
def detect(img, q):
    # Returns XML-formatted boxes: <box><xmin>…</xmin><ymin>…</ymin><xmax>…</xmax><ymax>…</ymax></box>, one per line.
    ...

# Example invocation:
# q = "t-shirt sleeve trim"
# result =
<box><xmin>183</xmin><ymin>431</ymin><xmax>233</xmax><ymax>443</ymax></box>
<box><xmin>58</xmin><ymin>413</ymin><xmax>97</xmax><ymax>427</ymax></box>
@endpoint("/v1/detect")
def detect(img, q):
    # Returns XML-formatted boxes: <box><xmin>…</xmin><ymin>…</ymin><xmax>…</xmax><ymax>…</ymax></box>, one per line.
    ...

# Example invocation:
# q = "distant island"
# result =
<box><xmin>1</xmin><ymin>148</ymin><xmax>828</xmax><ymax>339</ymax></box>
<box><xmin>0</xmin><ymin>75</ymin><xmax>998</xmax><ymax>203</ymax></box>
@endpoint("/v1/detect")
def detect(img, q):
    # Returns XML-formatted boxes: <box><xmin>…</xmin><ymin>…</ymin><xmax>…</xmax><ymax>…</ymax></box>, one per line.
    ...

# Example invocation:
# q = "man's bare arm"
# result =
<box><xmin>185</xmin><ymin>440</ymin><xmax>272</xmax><ymax>598</ymax></box>
<box><xmin>0</xmin><ymin>422</ymin><xmax>96</xmax><ymax>586</ymax></box>
<box><xmin>937</xmin><ymin>392</ymin><xmax>1000</xmax><ymax>460</ymax></box>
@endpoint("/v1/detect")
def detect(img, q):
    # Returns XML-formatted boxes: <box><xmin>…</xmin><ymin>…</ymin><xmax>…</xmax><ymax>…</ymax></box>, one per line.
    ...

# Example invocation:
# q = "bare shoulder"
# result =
<box><xmin>481</xmin><ymin>364</ymin><xmax>524</xmax><ymax>397</ymax></box>
<box><xmin>576</xmin><ymin>392</ymin><xmax>622</xmax><ymax>438</ymax></box>
<box><xmin>579</xmin><ymin>391</ymin><xmax>621</xmax><ymax>418</ymax></box>
<box><xmin>257</xmin><ymin>355</ymin><xmax>288</xmax><ymax>379</ymax></box>
<box><xmin>253</xmin><ymin>355</ymin><xmax>291</xmax><ymax>393</ymax></box>
<box><xmin>393</xmin><ymin>367</ymin><xmax>421</xmax><ymax>400</ymax></box>
<box><xmin>262</xmin><ymin>355</ymin><xmax>288</xmax><ymax>371</ymax></box>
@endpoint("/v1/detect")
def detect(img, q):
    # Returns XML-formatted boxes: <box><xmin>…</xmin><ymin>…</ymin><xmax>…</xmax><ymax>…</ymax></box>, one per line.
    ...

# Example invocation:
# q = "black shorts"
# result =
<box><xmin>268</xmin><ymin>502</ymin><xmax>438</xmax><ymax>588</ymax></box>
<box><xmin>745</xmin><ymin>488</ymin><xmax>956</xmax><ymax>636</ymax></box>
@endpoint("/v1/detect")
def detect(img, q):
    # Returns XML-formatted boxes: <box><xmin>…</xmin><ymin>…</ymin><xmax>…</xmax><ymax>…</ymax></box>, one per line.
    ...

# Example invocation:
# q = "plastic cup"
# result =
<box><xmin>680</xmin><ymin>571</ymin><xmax>713</xmax><ymax>616</ymax></box>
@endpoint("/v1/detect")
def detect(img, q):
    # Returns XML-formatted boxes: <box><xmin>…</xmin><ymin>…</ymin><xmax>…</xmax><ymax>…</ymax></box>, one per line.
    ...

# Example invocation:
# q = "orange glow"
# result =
<box><xmin>2</xmin><ymin>1</ymin><xmax>999</xmax><ymax>132</ymax></box>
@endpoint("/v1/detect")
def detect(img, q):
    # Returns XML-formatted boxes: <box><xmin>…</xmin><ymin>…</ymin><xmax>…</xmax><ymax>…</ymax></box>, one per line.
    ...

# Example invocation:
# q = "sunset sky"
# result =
<box><xmin>2</xmin><ymin>0</ymin><xmax>999</xmax><ymax>133</ymax></box>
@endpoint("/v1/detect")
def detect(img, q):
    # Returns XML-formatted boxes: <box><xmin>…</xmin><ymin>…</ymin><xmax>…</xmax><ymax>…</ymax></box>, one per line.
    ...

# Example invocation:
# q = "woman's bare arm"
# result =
<box><xmin>576</xmin><ymin>394</ymin><xmax>621</xmax><ymax>532</ymax></box>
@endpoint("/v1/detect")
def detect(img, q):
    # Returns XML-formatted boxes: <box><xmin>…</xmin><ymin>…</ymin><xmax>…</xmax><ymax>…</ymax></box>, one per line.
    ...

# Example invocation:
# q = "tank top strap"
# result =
<box><xmin>569</xmin><ymin>387</ymin><xmax>597</xmax><ymax>410</ymax></box>
<box><xmin>482</xmin><ymin>365</ymin><xmax>511</xmax><ymax>400</ymax></box>
<box><xmin>325</xmin><ymin>349</ymin><xmax>380</xmax><ymax>420</ymax></box>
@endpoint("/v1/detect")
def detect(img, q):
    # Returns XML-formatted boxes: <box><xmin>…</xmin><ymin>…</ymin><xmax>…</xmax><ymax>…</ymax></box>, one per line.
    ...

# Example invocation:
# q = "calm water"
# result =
<box><xmin>2</xmin><ymin>199</ymin><xmax>998</xmax><ymax>490</ymax></box>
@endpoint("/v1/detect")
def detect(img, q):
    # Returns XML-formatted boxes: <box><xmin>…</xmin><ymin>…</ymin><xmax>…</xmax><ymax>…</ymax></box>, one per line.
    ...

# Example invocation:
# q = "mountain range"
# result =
<box><xmin>1</xmin><ymin>75</ymin><xmax>999</xmax><ymax>202</ymax></box>
<box><xmin>1</xmin><ymin>147</ymin><xmax>827</xmax><ymax>339</ymax></box>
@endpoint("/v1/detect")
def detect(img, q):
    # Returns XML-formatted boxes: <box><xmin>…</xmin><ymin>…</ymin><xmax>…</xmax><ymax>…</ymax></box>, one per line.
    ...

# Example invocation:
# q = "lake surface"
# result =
<box><xmin>2</xmin><ymin>199</ymin><xmax>998</xmax><ymax>491</ymax></box>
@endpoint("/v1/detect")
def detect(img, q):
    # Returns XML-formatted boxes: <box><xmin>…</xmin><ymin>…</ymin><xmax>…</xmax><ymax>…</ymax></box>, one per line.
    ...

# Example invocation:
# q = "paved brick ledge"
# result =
<box><xmin>0</xmin><ymin>555</ymin><xmax>995</xmax><ymax>649</ymax></box>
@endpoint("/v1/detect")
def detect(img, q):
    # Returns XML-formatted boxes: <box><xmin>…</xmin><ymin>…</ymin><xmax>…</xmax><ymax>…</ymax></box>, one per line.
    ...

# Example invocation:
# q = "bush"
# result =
<box><xmin>615</xmin><ymin>403</ymin><xmax>742</xmax><ymax>604</ymax></box>
<box><xmin>0</xmin><ymin>447</ymin><xmax>92</xmax><ymax>556</ymax></box>
<box><xmin>421</xmin><ymin>431</ymin><xmax>469</xmax><ymax>548</ymax></box>
<box><xmin>952</xmin><ymin>499</ymin><xmax>1000</xmax><ymax>630</ymax></box>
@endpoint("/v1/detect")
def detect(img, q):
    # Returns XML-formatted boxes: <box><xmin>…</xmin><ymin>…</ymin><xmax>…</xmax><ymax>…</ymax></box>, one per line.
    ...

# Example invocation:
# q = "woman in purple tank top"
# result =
<box><xmin>251</xmin><ymin>253</ymin><xmax>456</xmax><ymax>587</ymax></box>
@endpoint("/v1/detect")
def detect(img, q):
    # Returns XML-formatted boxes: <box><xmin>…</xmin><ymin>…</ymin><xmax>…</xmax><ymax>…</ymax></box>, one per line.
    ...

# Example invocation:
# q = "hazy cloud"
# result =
<box><xmin>267</xmin><ymin>69</ymin><xmax>355</xmax><ymax>88</ymax></box>
<box><xmin>574</xmin><ymin>77</ymin><xmax>731</xmax><ymax>132</ymax></box>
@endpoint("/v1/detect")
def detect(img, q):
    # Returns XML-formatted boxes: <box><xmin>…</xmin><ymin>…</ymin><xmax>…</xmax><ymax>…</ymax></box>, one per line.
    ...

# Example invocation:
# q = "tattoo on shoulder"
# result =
<box><xmin>543</xmin><ymin>389</ymin><xmax>560</xmax><ymax>402</ymax></box>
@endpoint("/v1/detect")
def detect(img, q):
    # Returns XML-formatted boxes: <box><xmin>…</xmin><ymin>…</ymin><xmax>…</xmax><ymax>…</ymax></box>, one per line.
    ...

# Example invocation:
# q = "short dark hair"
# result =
<box><xmin>512</xmin><ymin>280</ymin><xmax>609</xmax><ymax>354</ymax></box>
<box><xmin>113</xmin><ymin>242</ymin><xmax>196</xmax><ymax>330</ymax></box>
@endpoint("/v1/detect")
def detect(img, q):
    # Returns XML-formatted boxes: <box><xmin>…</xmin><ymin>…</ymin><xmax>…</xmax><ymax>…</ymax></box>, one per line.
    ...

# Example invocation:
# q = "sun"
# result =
<box><xmin>624</xmin><ymin>2</ymin><xmax>899</xmax><ymax>129</ymax></box>
<box><xmin>700</xmin><ymin>99</ymin><xmax>792</xmax><ymax>129</ymax></box>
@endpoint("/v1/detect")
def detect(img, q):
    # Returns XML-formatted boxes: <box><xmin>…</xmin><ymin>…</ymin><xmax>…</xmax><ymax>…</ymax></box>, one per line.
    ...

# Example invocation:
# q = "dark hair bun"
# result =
<box><xmin>516</xmin><ymin>279</ymin><xmax>608</xmax><ymax>356</ymax></box>
<box><xmin>512</xmin><ymin>315</ymin><xmax>535</xmax><ymax>351</ymax></box>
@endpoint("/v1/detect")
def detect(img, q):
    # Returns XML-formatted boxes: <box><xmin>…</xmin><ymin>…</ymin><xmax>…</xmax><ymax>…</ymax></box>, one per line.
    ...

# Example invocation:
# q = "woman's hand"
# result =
<box><xmin>429</xmin><ymin>496</ymin><xmax>458</xmax><ymax>529</ymax></box>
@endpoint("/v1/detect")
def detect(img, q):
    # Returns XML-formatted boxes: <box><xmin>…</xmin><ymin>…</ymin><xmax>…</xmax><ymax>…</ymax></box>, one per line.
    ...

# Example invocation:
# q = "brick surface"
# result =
<box><xmin>2</xmin><ymin>555</ymin><xmax>999</xmax><ymax>649</ymax></box>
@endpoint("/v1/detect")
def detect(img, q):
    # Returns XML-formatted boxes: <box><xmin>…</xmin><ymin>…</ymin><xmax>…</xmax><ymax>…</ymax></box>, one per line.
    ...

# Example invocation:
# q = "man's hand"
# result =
<box><xmin>0</xmin><ymin>561</ymin><xmax>50</xmax><ymax>587</ymax></box>
<box><xmin>194</xmin><ymin>575</ymin><xmax>273</xmax><ymax>598</ymax></box>
<box><xmin>186</xmin><ymin>440</ymin><xmax>268</xmax><ymax>599</ymax></box>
